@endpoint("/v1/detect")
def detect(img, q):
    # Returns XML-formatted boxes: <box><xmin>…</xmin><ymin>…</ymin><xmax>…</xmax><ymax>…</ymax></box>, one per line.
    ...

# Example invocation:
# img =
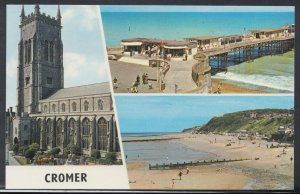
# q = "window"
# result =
<box><xmin>24</xmin><ymin>125</ymin><xmax>28</xmax><ymax>131</ymax></box>
<box><xmin>98</xmin><ymin>99</ymin><xmax>103</xmax><ymax>110</ymax></box>
<box><xmin>44</xmin><ymin>105</ymin><xmax>48</xmax><ymax>113</ymax></box>
<box><xmin>27</xmin><ymin>39</ymin><xmax>31</xmax><ymax>63</ymax></box>
<box><xmin>72</xmin><ymin>102</ymin><xmax>76</xmax><ymax>112</ymax></box>
<box><xmin>61</xmin><ymin>103</ymin><xmax>66</xmax><ymax>112</ymax></box>
<box><xmin>25</xmin><ymin>77</ymin><xmax>30</xmax><ymax>85</ymax></box>
<box><xmin>50</xmin><ymin>41</ymin><xmax>54</xmax><ymax>62</ymax></box>
<box><xmin>82</xmin><ymin>118</ymin><xmax>90</xmax><ymax>136</ymax></box>
<box><xmin>44</xmin><ymin>40</ymin><xmax>49</xmax><ymax>61</ymax></box>
<box><xmin>24</xmin><ymin>41</ymin><xmax>28</xmax><ymax>63</ymax></box>
<box><xmin>84</xmin><ymin>101</ymin><xmax>89</xmax><ymax>111</ymax></box>
<box><xmin>52</xmin><ymin>104</ymin><xmax>56</xmax><ymax>112</ymax></box>
<box><xmin>47</xmin><ymin>77</ymin><xmax>52</xmax><ymax>84</ymax></box>
<box><xmin>97</xmin><ymin>118</ymin><xmax>108</xmax><ymax>150</ymax></box>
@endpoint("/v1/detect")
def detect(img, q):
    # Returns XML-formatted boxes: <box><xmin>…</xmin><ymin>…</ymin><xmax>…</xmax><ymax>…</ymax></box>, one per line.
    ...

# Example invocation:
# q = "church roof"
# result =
<box><xmin>43</xmin><ymin>82</ymin><xmax>111</xmax><ymax>100</ymax></box>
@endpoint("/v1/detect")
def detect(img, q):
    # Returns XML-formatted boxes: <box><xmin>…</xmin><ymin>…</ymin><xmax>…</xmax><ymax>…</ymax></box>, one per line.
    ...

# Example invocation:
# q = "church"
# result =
<box><xmin>6</xmin><ymin>5</ymin><xmax>120</xmax><ymax>157</ymax></box>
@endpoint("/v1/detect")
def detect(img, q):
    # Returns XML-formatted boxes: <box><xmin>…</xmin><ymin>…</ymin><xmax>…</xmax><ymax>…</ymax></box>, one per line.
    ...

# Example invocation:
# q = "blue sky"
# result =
<box><xmin>101</xmin><ymin>5</ymin><xmax>294</xmax><ymax>12</ymax></box>
<box><xmin>115</xmin><ymin>96</ymin><xmax>294</xmax><ymax>133</ymax></box>
<box><xmin>6</xmin><ymin>5</ymin><xmax>108</xmax><ymax>109</ymax></box>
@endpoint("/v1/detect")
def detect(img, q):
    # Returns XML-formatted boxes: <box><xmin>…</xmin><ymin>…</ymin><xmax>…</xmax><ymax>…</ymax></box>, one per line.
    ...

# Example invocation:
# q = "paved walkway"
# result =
<box><xmin>6</xmin><ymin>144</ymin><xmax>20</xmax><ymax>166</ymax></box>
<box><xmin>163</xmin><ymin>59</ymin><xmax>199</xmax><ymax>93</ymax></box>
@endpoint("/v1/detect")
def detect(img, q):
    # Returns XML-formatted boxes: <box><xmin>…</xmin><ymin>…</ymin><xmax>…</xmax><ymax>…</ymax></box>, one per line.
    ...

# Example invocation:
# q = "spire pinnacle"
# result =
<box><xmin>20</xmin><ymin>5</ymin><xmax>25</xmax><ymax>18</ymax></box>
<box><xmin>57</xmin><ymin>5</ymin><xmax>61</xmax><ymax>20</ymax></box>
<box><xmin>34</xmin><ymin>4</ymin><xmax>40</xmax><ymax>15</ymax></box>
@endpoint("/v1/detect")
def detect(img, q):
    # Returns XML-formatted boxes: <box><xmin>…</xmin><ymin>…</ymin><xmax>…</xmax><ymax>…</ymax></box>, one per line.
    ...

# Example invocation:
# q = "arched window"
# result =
<box><xmin>82</xmin><ymin>118</ymin><xmax>90</xmax><ymax>136</ymax></box>
<box><xmin>24</xmin><ymin>41</ymin><xmax>28</xmax><ymax>63</ymax></box>
<box><xmin>44</xmin><ymin>105</ymin><xmax>48</xmax><ymax>113</ymax></box>
<box><xmin>68</xmin><ymin>118</ymin><xmax>76</xmax><ymax>145</ymax></box>
<box><xmin>36</xmin><ymin>119</ymin><xmax>42</xmax><ymax>144</ymax></box>
<box><xmin>46</xmin><ymin>119</ymin><xmax>52</xmax><ymax>145</ymax></box>
<box><xmin>56</xmin><ymin>119</ymin><xmax>63</xmax><ymax>146</ymax></box>
<box><xmin>98</xmin><ymin>99</ymin><xmax>103</xmax><ymax>110</ymax></box>
<box><xmin>50</xmin><ymin>41</ymin><xmax>54</xmax><ymax>62</ymax></box>
<box><xmin>72</xmin><ymin>102</ymin><xmax>76</xmax><ymax>112</ymax></box>
<box><xmin>82</xmin><ymin>118</ymin><xmax>90</xmax><ymax>149</ymax></box>
<box><xmin>52</xmin><ymin>104</ymin><xmax>56</xmax><ymax>112</ymax></box>
<box><xmin>97</xmin><ymin>118</ymin><xmax>108</xmax><ymax>150</ymax></box>
<box><xmin>61</xmin><ymin>103</ymin><xmax>66</xmax><ymax>112</ymax></box>
<box><xmin>27</xmin><ymin>39</ymin><xmax>31</xmax><ymax>63</ymax></box>
<box><xmin>84</xmin><ymin>101</ymin><xmax>89</xmax><ymax>111</ymax></box>
<box><xmin>44</xmin><ymin>40</ymin><xmax>49</xmax><ymax>61</ymax></box>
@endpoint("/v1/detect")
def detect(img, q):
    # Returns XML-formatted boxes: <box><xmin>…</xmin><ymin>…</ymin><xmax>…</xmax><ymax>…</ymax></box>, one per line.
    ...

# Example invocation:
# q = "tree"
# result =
<box><xmin>29</xmin><ymin>143</ymin><xmax>40</xmax><ymax>152</ymax></box>
<box><xmin>25</xmin><ymin>149</ymin><xmax>36</xmax><ymax>161</ymax></box>
<box><xmin>49</xmin><ymin>147</ymin><xmax>61</xmax><ymax>156</ymax></box>
<box><xmin>91</xmin><ymin>149</ymin><xmax>100</xmax><ymax>159</ymax></box>
<box><xmin>12</xmin><ymin>144</ymin><xmax>19</xmax><ymax>155</ymax></box>
<box><xmin>105</xmin><ymin>152</ymin><xmax>117</xmax><ymax>164</ymax></box>
<box><xmin>63</xmin><ymin>144</ymin><xmax>81</xmax><ymax>157</ymax></box>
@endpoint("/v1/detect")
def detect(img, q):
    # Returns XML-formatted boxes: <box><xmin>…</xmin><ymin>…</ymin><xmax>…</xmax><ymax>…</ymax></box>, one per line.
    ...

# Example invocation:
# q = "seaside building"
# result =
<box><xmin>184</xmin><ymin>36</ymin><xmax>219</xmax><ymax>50</ymax></box>
<box><xmin>8</xmin><ymin>5</ymin><xmax>120</xmax><ymax>157</ymax></box>
<box><xmin>121</xmin><ymin>38</ymin><xmax>197</xmax><ymax>60</ymax></box>
<box><xmin>250</xmin><ymin>25</ymin><xmax>294</xmax><ymax>40</ymax></box>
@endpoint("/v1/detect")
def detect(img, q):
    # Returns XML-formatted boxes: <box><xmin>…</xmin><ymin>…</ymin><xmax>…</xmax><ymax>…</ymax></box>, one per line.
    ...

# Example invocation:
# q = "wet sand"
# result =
<box><xmin>127</xmin><ymin>133</ymin><xmax>294</xmax><ymax>190</ymax></box>
<box><xmin>212</xmin><ymin>79</ymin><xmax>269</xmax><ymax>94</ymax></box>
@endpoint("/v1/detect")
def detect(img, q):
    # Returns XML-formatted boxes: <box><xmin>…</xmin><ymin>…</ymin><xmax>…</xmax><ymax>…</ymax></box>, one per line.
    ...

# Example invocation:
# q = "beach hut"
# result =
<box><xmin>249</xmin><ymin>26</ymin><xmax>291</xmax><ymax>40</ymax></box>
<box><xmin>184</xmin><ymin>36</ymin><xmax>219</xmax><ymax>50</ymax></box>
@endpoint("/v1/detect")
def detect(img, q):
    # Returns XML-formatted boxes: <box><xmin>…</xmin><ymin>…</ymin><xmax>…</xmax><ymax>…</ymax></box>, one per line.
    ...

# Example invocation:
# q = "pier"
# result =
<box><xmin>149</xmin><ymin>158</ymin><xmax>252</xmax><ymax>170</ymax></box>
<box><xmin>204</xmin><ymin>37</ymin><xmax>294</xmax><ymax>75</ymax></box>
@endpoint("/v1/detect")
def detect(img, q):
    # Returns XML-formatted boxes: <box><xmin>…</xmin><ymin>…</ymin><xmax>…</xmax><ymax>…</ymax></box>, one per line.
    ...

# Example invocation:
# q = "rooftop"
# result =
<box><xmin>42</xmin><ymin>82</ymin><xmax>111</xmax><ymax>101</ymax></box>
<box><xmin>185</xmin><ymin>36</ymin><xmax>218</xmax><ymax>41</ymax></box>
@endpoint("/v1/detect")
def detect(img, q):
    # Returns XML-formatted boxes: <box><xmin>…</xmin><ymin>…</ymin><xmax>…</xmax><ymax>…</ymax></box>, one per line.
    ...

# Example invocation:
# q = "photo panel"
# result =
<box><xmin>100</xmin><ymin>5</ymin><xmax>295</xmax><ymax>94</ymax></box>
<box><xmin>5</xmin><ymin>4</ymin><xmax>128</xmax><ymax>189</ymax></box>
<box><xmin>115</xmin><ymin>95</ymin><xmax>294</xmax><ymax>190</ymax></box>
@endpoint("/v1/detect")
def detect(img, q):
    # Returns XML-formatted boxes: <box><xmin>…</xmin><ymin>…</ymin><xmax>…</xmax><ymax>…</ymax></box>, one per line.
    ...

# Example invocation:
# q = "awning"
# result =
<box><xmin>121</xmin><ymin>42</ymin><xmax>142</xmax><ymax>46</ymax></box>
<box><xmin>163</xmin><ymin>46</ymin><xmax>187</xmax><ymax>49</ymax></box>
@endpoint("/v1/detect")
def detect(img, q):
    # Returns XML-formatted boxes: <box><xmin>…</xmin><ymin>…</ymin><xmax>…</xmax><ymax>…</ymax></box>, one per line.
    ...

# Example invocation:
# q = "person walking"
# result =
<box><xmin>290</xmin><ymin>156</ymin><xmax>293</xmax><ymax>164</ymax></box>
<box><xmin>178</xmin><ymin>171</ymin><xmax>183</xmax><ymax>180</ymax></box>
<box><xmin>186</xmin><ymin>167</ymin><xmax>189</xmax><ymax>175</ymax></box>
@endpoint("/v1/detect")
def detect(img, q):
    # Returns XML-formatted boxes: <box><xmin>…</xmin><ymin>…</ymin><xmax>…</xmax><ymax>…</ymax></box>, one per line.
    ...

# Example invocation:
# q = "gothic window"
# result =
<box><xmin>98</xmin><ymin>99</ymin><xmax>103</xmax><ymax>110</ymax></box>
<box><xmin>56</xmin><ymin>119</ymin><xmax>63</xmax><ymax>146</ymax></box>
<box><xmin>68</xmin><ymin>118</ymin><xmax>75</xmax><ymax>145</ymax></box>
<box><xmin>97</xmin><ymin>118</ymin><xmax>108</xmax><ymax>151</ymax></box>
<box><xmin>36</xmin><ymin>119</ymin><xmax>42</xmax><ymax>144</ymax></box>
<box><xmin>44</xmin><ymin>40</ymin><xmax>49</xmax><ymax>61</ymax></box>
<box><xmin>44</xmin><ymin>105</ymin><xmax>48</xmax><ymax>113</ymax></box>
<box><xmin>27</xmin><ymin>39</ymin><xmax>31</xmax><ymax>63</ymax></box>
<box><xmin>82</xmin><ymin>138</ymin><xmax>89</xmax><ymax>149</ymax></box>
<box><xmin>25</xmin><ymin>77</ymin><xmax>30</xmax><ymax>85</ymax></box>
<box><xmin>82</xmin><ymin>118</ymin><xmax>90</xmax><ymax>136</ymax></box>
<box><xmin>46</xmin><ymin>119</ymin><xmax>52</xmax><ymax>145</ymax></box>
<box><xmin>52</xmin><ymin>104</ymin><xmax>56</xmax><ymax>112</ymax></box>
<box><xmin>61</xmin><ymin>103</ymin><xmax>66</xmax><ymax>112</ymax></box>
<box><xmin>24</xmin><ymin>41</ymin><xmax>28</xmax><ymax>63</ymax></box>
<box><xmin>84</xmin><ymin>101</ymin><xmax>89</xmax><ymax>111</ymax></box>
<box><xmin>72</xmin><ymin>102</ymin><xmax>77</xmax><ymax>112</ymax></box>
<box><xmin>24</xmin><ymin>125</ymin><xmax>28</xmax><ymax>131</ymax></box>
<box><xmin>50</xmin><ymin>41</ymin><xmax>54</xmax><ymax>63</ymax></box>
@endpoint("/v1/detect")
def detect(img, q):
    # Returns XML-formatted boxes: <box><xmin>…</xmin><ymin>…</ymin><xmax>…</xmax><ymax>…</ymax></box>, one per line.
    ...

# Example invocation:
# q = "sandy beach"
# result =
<box><xmin>211</xmin><ymin>79</ymin><xmax>269</xmax><ymax>94</ymax></box>
<box><xmin>126</xmin><ymin>133</ymin><xmax>294</xmax><ymax>190</ymax></box>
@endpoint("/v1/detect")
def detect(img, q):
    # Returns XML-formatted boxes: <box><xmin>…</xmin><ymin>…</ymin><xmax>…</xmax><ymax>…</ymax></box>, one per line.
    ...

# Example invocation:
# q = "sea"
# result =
<box><xmin>101</xmin><ymin>12</ymin><xmax>294</xmax><ymax>92</ymax></box>
<box><xmin>122</xmin><ymin>132</ymin><xmax>217</xmax><ymax>165</ymax></box>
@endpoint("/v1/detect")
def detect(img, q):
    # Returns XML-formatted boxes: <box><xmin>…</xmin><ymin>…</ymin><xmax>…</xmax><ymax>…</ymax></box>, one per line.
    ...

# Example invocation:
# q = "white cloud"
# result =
<box><xmin>62</xmin><ymin>5</ymin><xmax>99</xmax><ymax>31</ymax></box>
<box><xmin>6</xmin><ymin>57</ymin><xmax>17</xmax><ymax>78</ymax></box>
<box><xmin>64</xmin><ymin>52</ymin><xmax>86</xmax><ymax>79</ymax></box>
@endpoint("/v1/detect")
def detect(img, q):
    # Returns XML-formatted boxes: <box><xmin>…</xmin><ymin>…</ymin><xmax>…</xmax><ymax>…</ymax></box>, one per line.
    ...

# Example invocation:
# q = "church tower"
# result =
<box><xmin>16</xmin><ymin>5</ymin><xmax>63</xmax><ymax>116</ymax></box>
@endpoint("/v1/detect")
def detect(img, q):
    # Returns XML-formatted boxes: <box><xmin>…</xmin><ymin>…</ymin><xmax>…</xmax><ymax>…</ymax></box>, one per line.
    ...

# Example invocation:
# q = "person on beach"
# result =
<box><xmin>145</xmin><ymin>73</ymin><xmax>149</xmax><ymax>84</ymax></box>
<box><xmin>136</xmin><ymin>75</ymin><xmax>140</xmax><ymax>85</ymax></box>
<box><xmin>215</xmin><ymin>137</ymin><xmax>217</xmax><ymax>143</ymax></box>
<box><xmin>113</xmin><ymin>77</ymin><xmax>118</xmax><ymax>89</ymax></box>
<box><xmin>142</xmin><ymin>73</ymin><xmax>146</xmax><ymax>84</ymax></box>
<box><xmin>178</xmin><ymin>171</ymin><xmax>183</xmax><ymax>180</ymax></box>
<box><xmin>290</xmin><ymin>156</ymin><xmax>293</xmax><ymax>164</ymax></box>
<box><xmin>171</xmin><ymin>179</ymin><xmax>175</xmax><ymax>189</ymax></box>
<box><xmin>186</xmin><ymin>167</ymin><xmax>189</xmax><ymax>175</ymax></box>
